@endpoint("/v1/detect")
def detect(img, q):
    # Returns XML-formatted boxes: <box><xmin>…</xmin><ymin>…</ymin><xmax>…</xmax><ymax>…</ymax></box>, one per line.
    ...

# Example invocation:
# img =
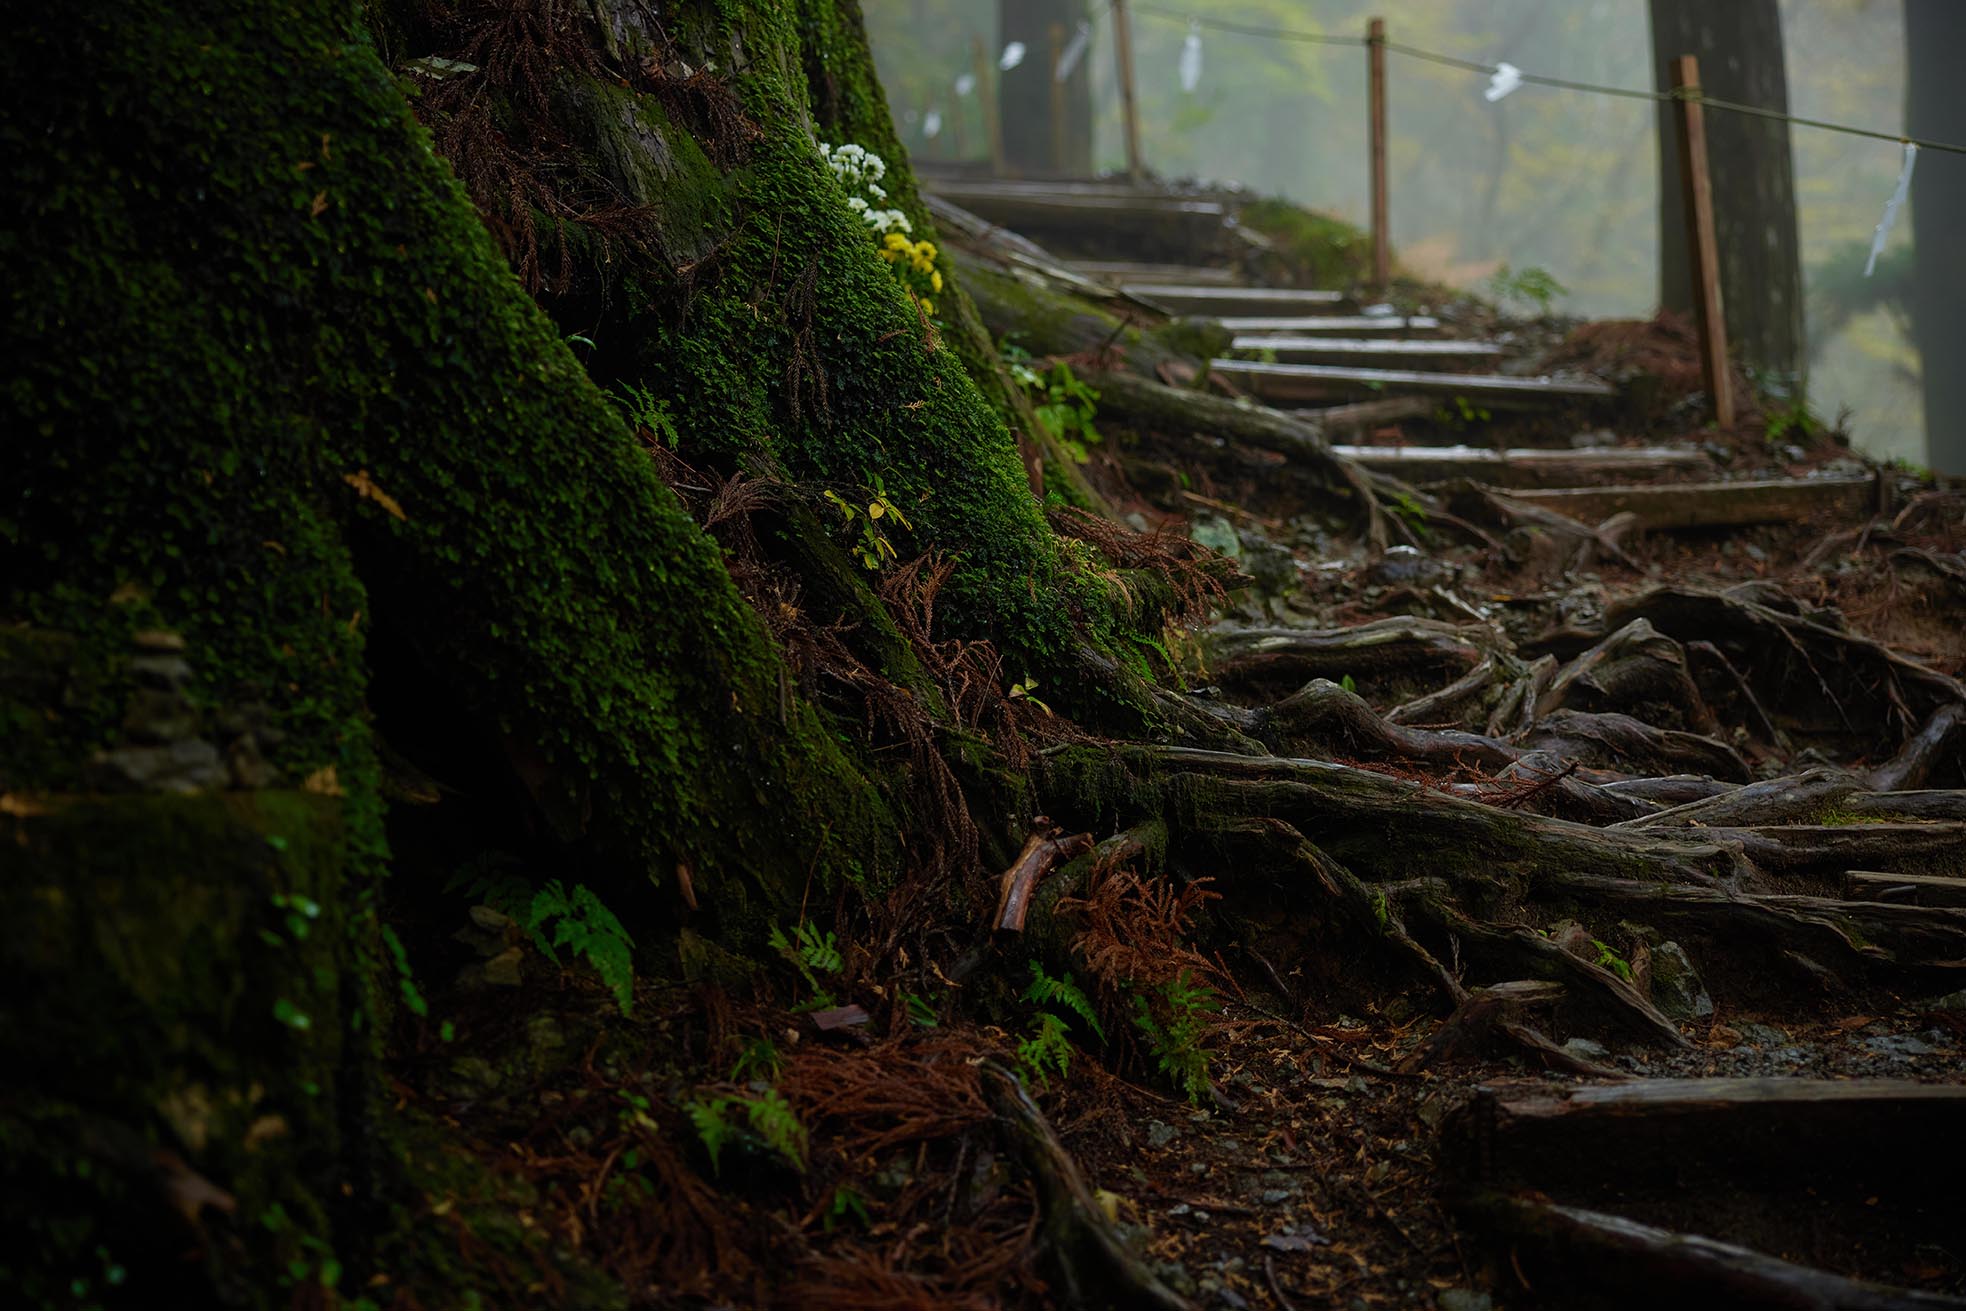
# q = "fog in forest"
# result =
<box><xmin>868</xmin><ymin>0</ymin><xmax>1934</xmax><ymax>464</ymax></box>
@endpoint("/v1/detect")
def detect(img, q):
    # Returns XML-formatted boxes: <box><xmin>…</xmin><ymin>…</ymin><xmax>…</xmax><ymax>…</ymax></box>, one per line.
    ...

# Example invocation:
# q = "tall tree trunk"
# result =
<box><xmin>1907</xmin><ymin>0</ymin><xmax>1966</xmax><ymax>474</ymax></box>
<box><xmin>1650</xmin><ymin>0</ymin><xmax>1805</xmax><ymax>391</ymax></box>
<box><xmin>999</xmin><ymin>0</ymin><xmax>1094</xmax><ymax>176</ymax></box>
<box><xmin>1</xmin><ymin>0</ymin><xmax>1141</xmax><ymax>1301</ymax></box>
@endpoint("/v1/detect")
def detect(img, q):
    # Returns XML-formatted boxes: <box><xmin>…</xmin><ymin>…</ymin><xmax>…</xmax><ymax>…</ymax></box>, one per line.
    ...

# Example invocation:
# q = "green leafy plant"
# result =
<box><xmin>1016</xmin><ymin>1013</ymin><xmax>1075</xmax><ymax>1088</ymax></box>
<box><xmin>1589</xmin><ymin>938</ymin><xmax>1633</xmax><ymax>983</ymax></box>
<box><xmin>823</xmin><ymin>473</ymin><xmax>913</xmax><ymax>570</ymax></box>
<box><xmin>685</xmin><ymin>1087</ymin><xmax>808</xmax><ymax>1174</ymax></box>
<box><xmin>1131</xmin><ymin>969</ymin><xmax>1218</xmax><ymax>1104</ymax></box>
<box><xmin>769</xmin><ymin>921</ymin><xmax>842</xmax><ymax>993</ymax></box>
<box><xmin>1339</xmin><ymin>673</ymin><xmax>1358</xmax><ymax>695</ymax></box>
<box><xmin>901</xmin><ymin>991</ymin><xmax>939</xmax><ymax>1028</ymax></box>
<box><xmin>610</xmin><ymin>380</ymin><xmax>681</xmax><ymax>448</ymax></box>
<box><xmin>1016</xmin><ymin>961</ymin><xmax>1104</xmax><ymax>1088</ymax></box>
<box><xmin>378</xmin><ymin>924</ymin><xmax>429</xmax><ymax>1018</ymax></box>
<box><xmin>1388</xmin><ymin>490</ymin><xmax>1432</xmax><ymax>543</ymax></box>
<box><xmin>1763</xmin><ymin>399</ymin><xmax>1820</xmax><ymax>445</ymax></box>
<box><xmin>731</xmin><ymin>1037</ymin><xmax>784</xmax><ymax>1082</ymax></box>
<box><xmin>453</xmin><ymin>867</ymin><xmax>636</xmax><ymax>1015</ymax></box>
<box><xmin>1486</xmin><ymin>263</ymin><xmax>1568</xmax><ymax>316</ymax></box>
<box><xmin>1007</xmin><ymin>675</ymin><xmax>1052</xmax><ymax>715</ymax></box>
<box><xmin>1005</xmin><ymin>344</ymin><xmax>1104</xmax><ymax>463</ymax></box>
<box><xmin>1022</xmin><ymin>960</ymin><xmax>1105</xmax><ymax>1040</ymax></box>
<box><xmin>823</xmin><ymin>1184</ymin><xmax>872</xmax><ymax>1233</ymax></box>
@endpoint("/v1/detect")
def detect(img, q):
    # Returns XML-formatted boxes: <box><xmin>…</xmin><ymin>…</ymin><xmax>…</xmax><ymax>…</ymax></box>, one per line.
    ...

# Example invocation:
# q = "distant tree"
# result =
<box><xmin>999</xmin><ymin>0</ymin><xmax>1092</xmax><ymax>176</ymax></box>
<box><xmin>1906</xmin><ymin>0</ymin><xmax>1966</xmax><ymax>473</ymax></box>
<box><xmin>1650</xmin><ymin>0</ymin><xmax>1805</xmax><ymax>392</ymax></box>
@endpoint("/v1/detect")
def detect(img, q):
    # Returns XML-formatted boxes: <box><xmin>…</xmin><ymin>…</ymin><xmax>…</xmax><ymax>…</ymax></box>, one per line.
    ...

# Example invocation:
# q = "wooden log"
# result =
<box><xmin>995</xmin><ymin>828</ymin><xmax>1095</xmax><ymax>932</ymax></box>
<box><xmin>1672</xmin><ymin>55</ymin><xmax>1735</xmax><ymax>429</ymax></box>
<box><xmin>1333</xmin><ymin>444</ymin><xmax>1712</xmax><ymax>489</ymax></box>
<box><xmin>1111</xmin><ymin>0</ymin><xmax>1145</xmax><ymax>186</ymax></box>
<box><xmin>1842</xmin><ymin>790</ymin><xmax>1966</xmax><ymax>823</ymax></box>
<box><xmin>1212</xmin><ymin>359</ymin><xmax>1615</xmax><ymax>406</ymax></box>
<box><xmin>1447</xmin><ymin>1077</ymin><xmax>1966</xmax><ymax>1198</ymax></box>
<box><xmin>1845</xmin><ymin>870</ymin><xmax>1966</xmax><ymax>908</ymax></box>
<box><xmin>1296</xmin><ymin>397</ymin><xmax>1437</xmax><ymax>432</ymax></box>
<box><xmin>1082</xmin><ymin>369</ymin><xmax>1388</xmax><ymax>546</ymax></box>
<box><xmin>1456</xmin><ymin>1193</ymin><xmax>1966</xmax><ymax>1310</ymax></box>
<box><xmin>1224</xmin><ymin>314</ymin><xmax>1439</xmax><ymax>333</ymax></box>
<box><xmin>1869</xmin><ymin>702</ymin><xmax>1966</xmax><ymax>792</ymax></box>
<box><xmin>1367</xmin><ymin>17</ymin><xmax>1390</xmax><ymax>289</ymax></box>
<box><xmin>1507</xmin><ymin>474</ymin><xmax>1878</xmax><ymax>530</ymax></box>
<box><xmin>1612</xmin><ymin>766</ymin><xmax>1860</xmax><ymax>830</ymax></box>
<box><xmin>1208</xmin><ymin>616</ymin><xmax>1491</xmax><ymax>691</ymax></box>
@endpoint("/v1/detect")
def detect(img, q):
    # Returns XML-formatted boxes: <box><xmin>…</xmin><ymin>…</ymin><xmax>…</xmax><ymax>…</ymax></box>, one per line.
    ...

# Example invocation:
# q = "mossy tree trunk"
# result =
<box><xmin>1</xmin><ymin>0</ymin><xmax>1137</xmax><ymax>1302</ymax></box>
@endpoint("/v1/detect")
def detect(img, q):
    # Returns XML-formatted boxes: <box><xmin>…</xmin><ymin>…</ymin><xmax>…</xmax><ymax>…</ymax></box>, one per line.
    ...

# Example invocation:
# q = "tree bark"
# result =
<box><xmin>1906</xmin><ymin>0</ymin><xmax>1966</xmax><ymax>473</ymax></box>
<box><xmin>999</xmin><ymin>0</ymin><xmax>1093</xmax><ymax>177</ymax></box>
<box><xmin>1650</xmin><ymin>0</ymin><xmax>1805</xmax><ymax>388</ymax></box>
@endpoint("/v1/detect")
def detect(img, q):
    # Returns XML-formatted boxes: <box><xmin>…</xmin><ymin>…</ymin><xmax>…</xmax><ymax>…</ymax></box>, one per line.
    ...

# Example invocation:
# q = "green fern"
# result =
<box><xmin>685</xmin><ymin>1089</ymin><xmax>807</xmax><ymax>1174</ymax></box>
<box><xmin>730</xmin><ymin>1037</ymin><xmax>783</xmax><ymax>1082</ymax></box>
<box><xmin>769</xmin><ymin>921</ymin><xmax>843</xmax><ymax>993</ymax></box>
<box><xmin>1022</xmin><ymin>960</ymin><xmax>1104</xmax><ymax>1041</ymax></box>
<box><xmin>450</xmin><ymin>867</ymin><xmax>635</xmax><ymax>1015</ymax></box>
<box><xmin>1131</xmin><ymin>969</ymin><xmax>1217</xmax><ymax>1104</ymax></box>
<box><xmin>1016</xmin><ymin>1012</ymin><xmax>1075</xmax><ymax>1088</ymax></box>
<box><xmin>526</xmin><ymin>880</ymin><xmax>635</xmax><ymax>1015</ymax></box>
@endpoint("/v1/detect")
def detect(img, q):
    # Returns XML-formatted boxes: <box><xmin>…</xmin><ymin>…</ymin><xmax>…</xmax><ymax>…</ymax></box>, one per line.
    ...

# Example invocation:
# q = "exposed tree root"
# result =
<box><xmin>1206</xmin><ymin>616</ymin><xmax>1494</xmax><ymax>697</ymax></box>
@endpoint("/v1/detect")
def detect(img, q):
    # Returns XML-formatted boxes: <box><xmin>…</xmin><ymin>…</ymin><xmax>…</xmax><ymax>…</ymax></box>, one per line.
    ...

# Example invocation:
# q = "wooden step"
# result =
<box><xmin>1066</xmin><ymin>260</ymin><xmax>1240</xmax><ymax>285</ymax></box>
<box><xmin>1508</xmin><ymin>474</ymin><xmax>1879</xmax><ymax>530</ymax></box>
<box><xmin>1125</xmin><ymin>284</ymin><xmax>1346</xmax><ymax>315</ymax></box>
<box><xmin>1213</xmin><ymin>358</ymin><xmax>1614</xmax><ymax>406</ymax></box>
<box><xmin>1224</xmin><ymin>314</ymin><xmax>1440</xmax><ymax>334</ymax></box>
<box><xmin>1234</xmin><ymin>334</ymin><xmax>1503</xmax><ymax>366</ymax></box>
<box><xmin>1333</xmin><ymin>444</ymin><xmax>1712</xmax><ymax>489</ymax></box>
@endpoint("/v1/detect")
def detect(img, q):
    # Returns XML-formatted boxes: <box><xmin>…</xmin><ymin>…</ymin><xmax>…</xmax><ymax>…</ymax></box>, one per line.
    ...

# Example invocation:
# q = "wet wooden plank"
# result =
<box><xmin>1214</xmin><ymin>358</ymin><xmax>1614</xmax><ymax>405</ymax></box>
<box><xmin>1235</xmin><ymin>335</ymin><xmax>1503</xmax><ymax>366</ymax></box>
<box><xmin>1508</xmin><ymin>475</ymin><xmax>1878</xmax><ymax>530</ymax></box>
<box><xmin>1224</xmin><ymin>314</ymin><xmax>1440</xmax><ymax>334</ymax></box>
<box><xmin>1067</xmin><ymin>260</ymin><xmax>1240</xmax><ymax>285</ymax></box>
<box><xmin>1126</xmin><ymin>284</ymin><xmax>1346</xmax><ymax>315</ymax></box>
<box><xmin>1332</xmin><ymin>444</ymin><xmax>1712</xmax><ymax>489</ymax></box>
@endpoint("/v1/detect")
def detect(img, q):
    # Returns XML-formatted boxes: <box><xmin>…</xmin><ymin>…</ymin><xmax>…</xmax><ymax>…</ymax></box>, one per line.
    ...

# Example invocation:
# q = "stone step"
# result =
<box><xmin>1214</xmin><ymin>358</ymin><xmax>1614</xmax><ymax>406</ymax></box>
<box><xmin>1333</xmin><ymin>444</ymin><xmax>1712</xmax><ymax>489</ymax></box>
<box><xmin>1236</xmin><ymin>334</ymin><xmax>1504</xmax><ymax>367</ymax></box>
<box><xmin>1221</xmin><ymin>314</ymin><xmax>1441</xmax><ymax>335</ymax></box>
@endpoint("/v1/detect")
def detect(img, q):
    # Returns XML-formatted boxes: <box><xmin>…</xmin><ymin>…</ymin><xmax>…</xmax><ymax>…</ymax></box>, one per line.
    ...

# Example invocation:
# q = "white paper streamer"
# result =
<box><xmin>999</xmin><ymin>41</ymin><xmax>1026</xmax><ymax>72</ymax></box>
<box><xmin>923</xmin><ymin>109</ymin><xmax>943</xmax><ymax>139</ymax></box>
<box><xmin>954</xmin><ymin>72</ymin><xmax>976</xmax><ymax>97</ymax></box>
<box><xmin>1484</xmin><ymin>62</ymin><xmax>1522</xmax><ymax>102</ymax></box>
<box><xmin>1178</xmin><ymin>21</ymin><xmax>1203</xmax><ymax>93</ymax></box>
<box><xmin>1866</xmin><ymin>141</ymin><xmax>1917</xmax><ymax>277</ymax></box>
<box><xmin>1055</xmin><ymin>20</ymin><xmax>1091</xmax><ymax>82</ymax></box>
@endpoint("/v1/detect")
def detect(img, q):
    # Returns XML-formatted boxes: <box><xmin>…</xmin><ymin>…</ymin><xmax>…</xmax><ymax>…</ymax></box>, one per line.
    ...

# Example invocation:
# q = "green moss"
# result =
<box><xmin>0</xmin><ymin>792</ymin><xmax>350</xmax><ymax>1308</ymax></box>
<box><xmin>1239</xmin><ymin>196</ymin><xmax>1374</xmax><ymax>289</ymax></box>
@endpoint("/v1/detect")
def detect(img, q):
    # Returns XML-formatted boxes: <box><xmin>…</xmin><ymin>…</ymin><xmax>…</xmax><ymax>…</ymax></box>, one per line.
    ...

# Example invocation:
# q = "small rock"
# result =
<box><xmin>1863</xmin><ymin>1033</ymin><xmax>1936</xmax><ymax>1059</ymax></box>
<box><xmin>87</xmin><ymin>739</ymin><xmax>229</xmax><ymax>794</ymax></box>
<box><xmin>1438</xmin><ymin>1291</ymin><xmax>1494</xmax><ymax>1311</ymax></box>
<box><xmin>1146</xmin><ymin>1119</ymin><xmax>1178</xmax><ymax>1149</ymax></box>
<box><xmin>1926</xmin><ymin>990</ymin><xmax>1966</xmax><ymax>1012</ymax></box>
<box><xmin>1648</xmin><ymin>941</ymin><xmax>1714</xmax><ymax>1020</ymax></box>
<box><xmin>1569</xmin><ymin>428</ymin><xmax>1617</xmax><ymax>449</ymax></box>
<box><xmin>1259</xmin><ymin>1188</ymin><xmax>1294</xmax><ymax>1205</ymax></box>
<box><xmin>1561</xmin><ymin>1037</ymin><xmax>1609</xmax><ymax>1060</ymax></box>
<box><xmin>1739</xmin><ymin>1023</ymin><xmax>1790</xmax><ymax>1047</ymax></box>
<box><xmin>1260</xmin><ymin>1229</ymin><xmax>1327</xmax><ymax>1253</ymax></box>
<box><xmin>133</xmin><ymin>629</ymin><xmax>188</xmax><ymax>652</ymax></box>
<box><xmin>1124</xmin><ymin>511</ymin><xmax>1151</xmax><ymax>532</ymax></box>
<box><xmin>1188</xmin><ymin>1161</ymin><xmax>1208</xmax><ymax>1176</ymax></box>
<box><xmin>1190</xmin><ymin>516</ymin><xmax>1241</xmax><ymax>560</ymax></box>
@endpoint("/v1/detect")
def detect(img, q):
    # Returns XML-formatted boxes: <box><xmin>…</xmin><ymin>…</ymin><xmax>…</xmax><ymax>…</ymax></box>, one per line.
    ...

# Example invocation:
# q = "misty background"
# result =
<box><xmin>866</xmin><ymin>0</ymin><xmax>1924</xmax><ymax>463</ymax></box>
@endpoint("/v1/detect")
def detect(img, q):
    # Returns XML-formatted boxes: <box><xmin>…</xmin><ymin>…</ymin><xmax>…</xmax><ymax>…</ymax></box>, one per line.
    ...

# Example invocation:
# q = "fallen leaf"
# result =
<box><xmin>309</xmin><ymin>190</ymin><xmax>328</xmax><ymax>218</ymax></box>
<box><xmin>342</xmin><ymin>469</ymin><xmax>407</xmax><ymax>520</ymax></box>
<box><xmin>810</xmin><ymin>1004</ymin><xmax>871</xmax><ymax>1031</ymax></box>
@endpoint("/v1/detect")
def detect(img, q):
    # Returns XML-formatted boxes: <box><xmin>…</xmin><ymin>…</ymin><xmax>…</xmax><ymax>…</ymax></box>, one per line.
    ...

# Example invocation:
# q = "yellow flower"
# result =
<box><xmin>921</xmin><ymin>298</ymin><xmax>934</xmax><ymax>314</ymax></box>
<box><xmin>882</xmin><ymin>232</ymin><xmax>910</xmax><ymax>251</ymax></box>
<box><xmin>930</xmin><ymin>270</ymin><xmax>943</xmax><ymax>292</ymax></box>
<box><xmin>917</xmin><ymin>241</ymin><xmax>938</xmax><ymax>261</ymax></box>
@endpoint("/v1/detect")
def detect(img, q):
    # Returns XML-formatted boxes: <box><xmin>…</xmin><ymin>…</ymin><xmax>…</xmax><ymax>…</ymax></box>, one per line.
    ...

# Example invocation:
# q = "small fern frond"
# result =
<box><xmin>1022</xmin><ymin>960</ymin><xmax>1105</xmax><ymax>1041</ymax></box>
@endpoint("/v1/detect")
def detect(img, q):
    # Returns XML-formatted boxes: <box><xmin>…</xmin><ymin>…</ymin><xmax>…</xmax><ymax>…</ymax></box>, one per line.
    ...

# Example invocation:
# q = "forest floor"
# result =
<box><xmin>391</xmin><ymin>243</ymin><xmax>1966</xmax><ymax>1310</ymax></box>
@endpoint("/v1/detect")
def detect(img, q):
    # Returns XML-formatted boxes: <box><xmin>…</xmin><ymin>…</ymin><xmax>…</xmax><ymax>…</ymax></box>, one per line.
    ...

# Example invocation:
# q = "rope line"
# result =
<box><xmin>1124</xmin><ymin>3</ymin><xmax>1966</xmax><ymax>156</ymax></box>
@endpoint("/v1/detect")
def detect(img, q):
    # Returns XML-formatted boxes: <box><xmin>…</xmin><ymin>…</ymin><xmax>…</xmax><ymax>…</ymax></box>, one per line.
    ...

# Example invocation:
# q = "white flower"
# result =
<box><xmin>846</xmin><ymin>196</ymin><xmax>869</xmax><ymax>212</ymax></box>
<box><xmin>867</xmin><ymin>183</ymin><xmax>886</xmax><ymax>200</ymax></box>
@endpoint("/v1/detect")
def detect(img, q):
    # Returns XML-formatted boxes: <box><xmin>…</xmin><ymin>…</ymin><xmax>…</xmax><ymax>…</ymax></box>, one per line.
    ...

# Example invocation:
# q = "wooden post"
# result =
<box><xmin>1672</xmin><ymin>55</ymin><xmax>1734</xmax><ymax>429</ymax></box>
<box><xmin>1048</xmin><ymin>22</ymin><xmax>1067</xmax><ymax>174</ymax></box>
<box><xmin>973</xmin><ymin>35</ymin><xmax>1006</xmax><ymax>177</ymax></box>
<box><xmin>1112</xmin><ymin>0</ymin><xmax>1145</xmax><ymax>184</ymax></box>
<box><xmin>1367</xmin><ymin>18</ymin><xmax>1390</xmax><ymax>290</ymax></box>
